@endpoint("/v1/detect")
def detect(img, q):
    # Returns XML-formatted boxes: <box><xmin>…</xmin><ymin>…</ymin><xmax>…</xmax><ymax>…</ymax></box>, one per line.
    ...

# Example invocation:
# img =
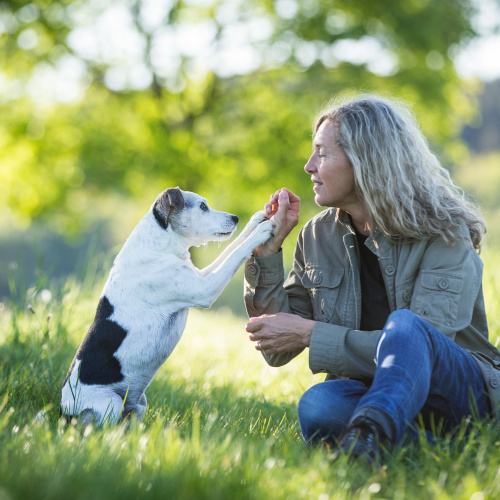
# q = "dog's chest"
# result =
<box><xmin>116</xmin><ymin>308</ymin><xmax>189</xmax><ymax>375</ymax></box>
<box><xmin>156</xmin><ymin>308</ymin><xmax>189</xmax><ymax>360</ymax></box>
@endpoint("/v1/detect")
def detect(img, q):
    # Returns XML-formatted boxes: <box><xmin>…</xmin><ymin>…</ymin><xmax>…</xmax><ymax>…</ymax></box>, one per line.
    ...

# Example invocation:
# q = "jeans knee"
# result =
<box><xmin>385</xmin><ymin>309</ymin><xmax>418</xmax><ymax>328</ymax></box>
<box><xmin>377</xmin><ymin>309</ymin><xmax>436</xmax><ymax>363</ymax></box>
<box><xmin>297</xmin><ymin>386</ymin><xmax>323</xmax><ymax>442</ymax></box>
<box><xmin>381</xmin><ymin>309</ymin><xmax>425</xmax><ymax>340</ymax></box>
<box><xmin>297</xmin><ymin>381</ymin><xmax>363</xmax><ymax>446</ymax></box>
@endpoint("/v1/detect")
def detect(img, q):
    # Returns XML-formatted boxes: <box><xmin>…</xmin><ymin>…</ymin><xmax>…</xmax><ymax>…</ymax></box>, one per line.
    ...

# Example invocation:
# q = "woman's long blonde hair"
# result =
<box><xmin>315</xmin><ymin>93</ymin><xmax>486</xmax><ymax>251</ymax></box>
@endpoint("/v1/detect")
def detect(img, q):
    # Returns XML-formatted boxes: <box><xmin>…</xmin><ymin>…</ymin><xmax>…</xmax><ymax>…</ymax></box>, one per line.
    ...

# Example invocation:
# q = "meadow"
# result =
<box><xmin>1</xmin><ymin>248</ymin><xmax>500</xmax><ymax>500</ymax></box>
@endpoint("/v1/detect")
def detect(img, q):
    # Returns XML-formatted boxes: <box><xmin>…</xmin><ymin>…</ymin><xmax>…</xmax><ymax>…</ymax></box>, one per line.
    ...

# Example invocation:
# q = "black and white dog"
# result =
<box><xmin>60</xmin><ymin>188</ymin><xmax>275</xmax><ymax>425</ymax></box>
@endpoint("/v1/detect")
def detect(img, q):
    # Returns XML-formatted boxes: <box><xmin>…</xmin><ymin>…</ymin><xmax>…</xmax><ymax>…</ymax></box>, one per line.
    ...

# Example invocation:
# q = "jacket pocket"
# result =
<box><xmin>413</xmin><ymin>271</ymin><xmax>463</xmax><ymax>327</ymax></box>
<box><xmin>301</xmin><ymin>267</ymin><xmax>344</xmax><ymax>322</ymax></box>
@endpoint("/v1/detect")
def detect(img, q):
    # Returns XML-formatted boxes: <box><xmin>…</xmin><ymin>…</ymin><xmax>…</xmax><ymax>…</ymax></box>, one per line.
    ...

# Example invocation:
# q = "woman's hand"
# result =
<box><xmin>252</xmin><ymin>188</ymin><xmax>300</xmax><ymax>257</ymax></box>
<box><xmin>245</xmin><ymin>312</ymin><xmax>315</xmax><ymax>355</ymax></box>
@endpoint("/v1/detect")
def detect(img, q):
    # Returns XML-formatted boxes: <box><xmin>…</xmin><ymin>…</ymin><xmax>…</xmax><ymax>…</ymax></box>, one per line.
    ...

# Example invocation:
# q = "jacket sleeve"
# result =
<box><xmin>309</xmin><ymin>323</ymin><xmax>381</xmax><ymax>379</ymax></box>
<box><xmin>244</xmin><ymin>225</ymin><xmax>388</xmax><ymax>378</ymax></box>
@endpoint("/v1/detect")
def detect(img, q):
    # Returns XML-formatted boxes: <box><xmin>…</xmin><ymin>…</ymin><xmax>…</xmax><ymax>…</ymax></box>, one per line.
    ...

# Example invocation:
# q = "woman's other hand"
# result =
<box><xmin>245</xmin><ymin>312</ymin><xmax>315</xmax><ymax>355</ymax></box>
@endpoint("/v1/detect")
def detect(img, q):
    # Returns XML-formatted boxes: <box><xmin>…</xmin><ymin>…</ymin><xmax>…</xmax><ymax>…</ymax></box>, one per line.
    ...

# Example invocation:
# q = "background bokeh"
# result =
<box><xmin>1</xmin><ymin>0</ymin><xmax>499</xmax><ymax>314</ymax></box>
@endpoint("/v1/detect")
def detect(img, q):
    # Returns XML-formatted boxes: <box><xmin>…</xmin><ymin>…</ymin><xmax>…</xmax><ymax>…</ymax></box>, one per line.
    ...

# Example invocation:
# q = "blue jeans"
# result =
<box><xmin>298</xmin><ymin>310</ymin><xmax>490</xmax><ymax>445</ymax></box>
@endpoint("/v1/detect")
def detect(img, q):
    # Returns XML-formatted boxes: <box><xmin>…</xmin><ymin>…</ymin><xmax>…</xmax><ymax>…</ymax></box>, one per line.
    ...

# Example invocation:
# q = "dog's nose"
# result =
<box><xmin>232</xmin><ymin>215</ymin><xmax>239</xmax><ymax>224</ymax></box>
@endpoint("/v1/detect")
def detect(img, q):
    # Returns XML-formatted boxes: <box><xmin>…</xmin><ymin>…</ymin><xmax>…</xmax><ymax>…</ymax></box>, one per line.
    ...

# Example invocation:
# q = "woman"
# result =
<box><xmin>243</xmin><ymin>93</ymin><xmax>500</xmax><ymax>463</ymax></box>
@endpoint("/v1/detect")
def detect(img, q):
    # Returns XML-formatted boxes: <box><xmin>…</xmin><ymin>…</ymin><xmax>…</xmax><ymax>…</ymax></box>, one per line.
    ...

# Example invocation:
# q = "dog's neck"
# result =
<box><xmin>118</xmin><ymin>213</ymin><xmax>192</xmax><ymax>262</ymax></box>
<box><xmin>161</xmin><ymin>231</ymin><xmax>191</xmax><ymax>261</ymax></box>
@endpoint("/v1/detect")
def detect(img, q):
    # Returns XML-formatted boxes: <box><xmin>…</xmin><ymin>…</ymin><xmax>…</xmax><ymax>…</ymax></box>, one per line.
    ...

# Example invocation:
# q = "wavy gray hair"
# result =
<box><xmin>315</xmin><ymin>93</ymin><xmax>486</xmax><ymax>251</ymax></box>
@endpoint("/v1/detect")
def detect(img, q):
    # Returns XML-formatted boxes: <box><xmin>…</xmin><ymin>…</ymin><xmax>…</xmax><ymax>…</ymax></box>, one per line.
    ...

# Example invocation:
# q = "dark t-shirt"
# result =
<box><xmin>354</xmin><ymin>230</ymin><xmax>391</xmax><ymax>331</ymax></box>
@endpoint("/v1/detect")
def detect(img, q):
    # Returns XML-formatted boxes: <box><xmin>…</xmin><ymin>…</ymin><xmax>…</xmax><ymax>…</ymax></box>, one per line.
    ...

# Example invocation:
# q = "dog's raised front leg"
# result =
<box><xmin>189</xmin><ymin>218</ymin><xmax>275</xmax><ymax>308</ymax></box>
<box><xmin>199</xmin><ymin>211</ymin><xmax>269</xmax><ymax>277</ymax></box>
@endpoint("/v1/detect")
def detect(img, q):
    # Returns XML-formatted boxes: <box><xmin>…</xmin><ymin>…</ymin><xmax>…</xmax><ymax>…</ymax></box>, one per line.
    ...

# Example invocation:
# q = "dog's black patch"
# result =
<box><xmin>153</xmin><ymin>204</ymin><xmax>168</xmax><ymax>229</ymax></box>
<box><xmin>68</xmin><ymin>296</ymin><xmax>127</xmax><ymax>385</ymax></box>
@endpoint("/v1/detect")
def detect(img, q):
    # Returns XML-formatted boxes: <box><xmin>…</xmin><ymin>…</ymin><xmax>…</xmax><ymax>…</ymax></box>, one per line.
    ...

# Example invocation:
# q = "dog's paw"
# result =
<box><xmin>243</xmin><ymin>210</ymin><xmax>269</xmax><ymax>235</ymax></box>
<box><xmin>249</xmin><ymin>218</ymin><xmax>276</xmax><ymax>246</ymax></box>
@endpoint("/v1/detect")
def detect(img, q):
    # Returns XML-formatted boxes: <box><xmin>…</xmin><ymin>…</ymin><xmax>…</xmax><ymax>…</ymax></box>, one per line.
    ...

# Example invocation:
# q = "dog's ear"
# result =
<box><xmin>153</xmin><ymin>187</ymin><xmax>184</xmax><ymax>229</ymax></box>
<box><xmin>165</xmin><ymin>187</ymin><xmax>184</xmax><ymax>212</ymax></box>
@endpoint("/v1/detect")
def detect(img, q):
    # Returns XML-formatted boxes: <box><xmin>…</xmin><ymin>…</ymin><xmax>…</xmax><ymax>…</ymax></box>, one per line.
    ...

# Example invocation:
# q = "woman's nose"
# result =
<box><xmin>304</xmin><ymin>154</ymin><xmax>317</xmax><ymax>174</ymax></box>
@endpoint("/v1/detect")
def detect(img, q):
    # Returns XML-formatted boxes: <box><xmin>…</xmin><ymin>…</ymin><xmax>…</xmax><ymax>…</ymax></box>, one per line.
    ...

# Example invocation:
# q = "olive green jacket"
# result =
<box><xmin>244</xmin><ymin>208</ymin><xmax>500</xmax><ymax>416</ymax></box>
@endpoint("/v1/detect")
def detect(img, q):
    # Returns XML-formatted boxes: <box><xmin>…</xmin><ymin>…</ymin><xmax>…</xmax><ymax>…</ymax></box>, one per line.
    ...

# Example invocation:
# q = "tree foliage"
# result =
<box><xmin>0</xmin><ymin>0</ymin><xmax>482</xmax><ymax>232</ymax></box>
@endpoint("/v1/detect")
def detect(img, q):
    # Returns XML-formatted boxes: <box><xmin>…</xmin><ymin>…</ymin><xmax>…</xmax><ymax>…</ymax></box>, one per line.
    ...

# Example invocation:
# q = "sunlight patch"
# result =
<box><xmin>381</xmin><ymin>355</ymin><xmax>395</xmax><ymax>369</ymax></box>
<box><xmin>375</xmin><ymin>332</ymin><xmax>386</xmax><ymax>363</ymax></box>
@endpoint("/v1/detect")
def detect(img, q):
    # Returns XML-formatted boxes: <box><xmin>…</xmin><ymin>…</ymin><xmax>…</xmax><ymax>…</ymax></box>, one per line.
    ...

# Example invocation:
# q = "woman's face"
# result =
<box><xmin>304</xmin><ymin>120</ymin><xmax>358</xmax><ymax>209</ymax></box>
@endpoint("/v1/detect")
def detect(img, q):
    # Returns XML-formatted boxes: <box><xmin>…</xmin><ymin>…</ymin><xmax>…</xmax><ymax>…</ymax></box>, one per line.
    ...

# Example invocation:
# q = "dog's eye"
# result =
<box><xmin>200</xmin><ymin>202</ymin><xmax>208</xmax><ymax>212</ymax></box>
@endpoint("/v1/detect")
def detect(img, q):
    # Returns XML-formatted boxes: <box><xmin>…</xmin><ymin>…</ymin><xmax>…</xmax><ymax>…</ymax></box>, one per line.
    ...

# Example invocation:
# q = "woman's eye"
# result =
<box><xmin>200</xmin><ymin>202</ymin><xmax>208</xmax><ymax>212</ymax></box>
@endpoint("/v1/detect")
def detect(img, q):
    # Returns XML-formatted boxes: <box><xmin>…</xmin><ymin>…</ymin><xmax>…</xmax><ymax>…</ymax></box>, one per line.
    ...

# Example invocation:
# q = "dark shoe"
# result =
<box><xmin>332</xmin><ymin>416</ymin><xmax>391</xmax><ymax>465</ymax></box>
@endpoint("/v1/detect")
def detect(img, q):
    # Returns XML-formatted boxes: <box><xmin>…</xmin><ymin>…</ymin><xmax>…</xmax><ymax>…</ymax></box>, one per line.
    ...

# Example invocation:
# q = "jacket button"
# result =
<box><xmin>403</xmin><ymin>291</ymin><xmax>411</xmax><ymax>302</ymax></box>
<box><xmin>385</xmin><ymin>266</ymin><xmax>395</xmax><ymax>276</ymax></box>
<box><xmin>490</xmin><ymin>379</ymin><xmax>498</xmax><ymax>388</ymax></box>
<box><xmin>438</xmin><ymin>278</ymin><xmax>450</xmax><ymax>290</ymax></box>
<box><xmin>248</xmin><ymin>265</ymin><xmax>257</xmax><ymax>276</ymax></box>
<box><xmin>313</xmin><ymin>275</ymin><xmax>322</xmax><ymax>285</ymax></box>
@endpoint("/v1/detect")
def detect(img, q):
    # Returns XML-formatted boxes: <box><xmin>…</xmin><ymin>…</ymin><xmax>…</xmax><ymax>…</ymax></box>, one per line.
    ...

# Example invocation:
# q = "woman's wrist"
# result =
<box><xmin>252</xmin><ymin>242</ymin><xmax>282</xmax><ymax>258</ymax></box>
<box><xmin>300</xmin><ymin>318</ymin><xmax>316</xmax><ymax>347</ymax></box>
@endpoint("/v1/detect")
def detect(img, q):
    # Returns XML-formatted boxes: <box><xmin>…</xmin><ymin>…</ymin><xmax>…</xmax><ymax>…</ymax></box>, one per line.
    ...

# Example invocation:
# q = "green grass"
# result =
<box><xmin>2</xmin><ymin>250</ymin><xmax>500</xmax><ymax>499</ymax></box>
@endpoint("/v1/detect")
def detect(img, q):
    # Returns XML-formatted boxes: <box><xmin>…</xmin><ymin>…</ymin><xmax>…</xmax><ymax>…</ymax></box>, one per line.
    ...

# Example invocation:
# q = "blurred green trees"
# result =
<box><xmin>0</xmin><ymin>0</ymin><xmax>483</xmax><ymax>232</ymax></box>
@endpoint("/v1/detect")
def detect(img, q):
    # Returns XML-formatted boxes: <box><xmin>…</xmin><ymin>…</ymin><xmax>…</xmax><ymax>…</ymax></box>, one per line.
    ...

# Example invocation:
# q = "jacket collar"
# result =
<box><xmin>335</xmin><ymin>209</ymin><xmax>392</xmax><ymax>257</ymax></box>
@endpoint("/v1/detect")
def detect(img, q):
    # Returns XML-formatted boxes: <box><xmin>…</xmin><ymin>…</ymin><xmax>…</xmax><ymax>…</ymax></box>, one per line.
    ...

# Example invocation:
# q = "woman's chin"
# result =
<box><xmin>314</xmin><ymin>194</ymin><xmax>327</xmax><ymax>207</ymax></box>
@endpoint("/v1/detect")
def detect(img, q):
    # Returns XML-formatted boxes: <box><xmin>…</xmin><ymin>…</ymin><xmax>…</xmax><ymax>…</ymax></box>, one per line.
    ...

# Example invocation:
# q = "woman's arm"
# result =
<box><xmin>244</xmin><ymin>187</ymin><xmax>318</xmax><ymax>366</ymax></box>
<box><xmin>244</xmin><ymin>230</ymin><xmax>314</xmax><ymax>366</ymax></box>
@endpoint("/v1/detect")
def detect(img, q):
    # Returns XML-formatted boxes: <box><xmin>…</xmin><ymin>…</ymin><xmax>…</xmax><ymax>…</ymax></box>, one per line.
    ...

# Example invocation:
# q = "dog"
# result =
<box><xmin>60</xmin><ymin>187</ymin><xmax>275</xmax><ymax>426</ymax></box>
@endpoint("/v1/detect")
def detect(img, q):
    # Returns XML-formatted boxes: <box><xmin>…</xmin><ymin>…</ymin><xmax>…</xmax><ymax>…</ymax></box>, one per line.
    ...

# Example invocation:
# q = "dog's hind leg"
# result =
<box><xmin>79</xmin><ymin>408</ymin><xmax>100</xmax><ymax>426</ymax></box>
<box><xmin>122</xmin><ymin>393</ymin><xmax>147</xmax><ymax>424</ymax></box>
<box><xmin>130</xmin><ymin>393</ymin><xmax>147</xmax><ymax>421</ymax></box>
<box><xmin>78</xmin><ymin>391</ymin><xmax>124</xmax><ymax>426</ymax></box>
<box><xmin>103</xmin><ymin>391</ymin><xmax>126</xmax><ymax>425</ymax></box>
<box><xmin>136</xmin><ymin>392</ymin><xmax>147</xmax><ymax>419</ymax></box>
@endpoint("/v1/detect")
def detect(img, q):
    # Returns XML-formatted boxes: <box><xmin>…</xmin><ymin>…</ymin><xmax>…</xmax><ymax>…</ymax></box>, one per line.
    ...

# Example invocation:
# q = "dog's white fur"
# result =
<box><xmin>60</xmin><ymin>188</ymin><xmax>274</xmax><ymax>425</ymax></box>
